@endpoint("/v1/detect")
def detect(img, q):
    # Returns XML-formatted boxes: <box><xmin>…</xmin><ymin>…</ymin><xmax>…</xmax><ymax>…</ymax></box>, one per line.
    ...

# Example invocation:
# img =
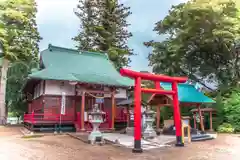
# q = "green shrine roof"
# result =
<box><xmin>28</xmin><ymin>44</ymin><xmax>134</xmax><ymax>87</ymax></box>
<box><xmin>160</xmin><ymin>82</ymin><xmax>215</xmax><ymax>103</ymax></box>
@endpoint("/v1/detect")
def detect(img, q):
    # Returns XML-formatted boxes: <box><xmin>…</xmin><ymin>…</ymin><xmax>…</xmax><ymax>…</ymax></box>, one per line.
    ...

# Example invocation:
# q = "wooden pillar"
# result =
<box><xmin>156</xmin><ymin>106</ymin><xmax>160</xmax><ymax>131</ymax></box>
<box><xmin>127</xmin><ymin>105</ymin><xmax>130</xmax><ymax>127</ymax></box>
<box><xmin>209</xmin><ymin>111</ymin><xmax>213</xmax><ymax>131</ymax></box>
<box><xmin>193</xmin><ymin>113</ymin><xmax>196</xmax><ymax>129</ymax></box>
<box><xmin>81</xmin><ymin>91</ymin><xmax>85</xmax><ymax>131</ymax></box>
<box><xmin>111</xmin><ymin>89</ymin><xmax>115</xmax><ymax>130</ymax></box>
<box><xmin>197</xmin><ymin>104</ymin><xmax>204</xmax><ymax>132</ymax></box>
<box><xmin>28</xmin><ymin>103</ymin><xmax>32</xmax><ymax>113</ymax></box>
<box><xmin>188</xmin><ymin>125</ymin><xmax>191</xmax><ymax>143</ymax></box>
<box><xmin>73</xmin><ymin>85</ymin><xmax>77</xmax><ymax>120</ymax></box>
<box><xmin>155</xmin><ymin>81</ymin><xmax>161</xmax><ymax>133</ymax></box>
<box><xmin>73</xmin><ymin>95</ymin><xmax>76</xmax><ymax>120</ymax></box>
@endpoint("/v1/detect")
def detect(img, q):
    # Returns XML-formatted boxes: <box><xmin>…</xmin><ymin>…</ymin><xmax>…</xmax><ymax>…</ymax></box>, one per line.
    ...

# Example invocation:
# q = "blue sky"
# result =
<box><xmin>36</xmin><ymin>0</ymin><xmax>186</xmax><ymax>72</ymax></box>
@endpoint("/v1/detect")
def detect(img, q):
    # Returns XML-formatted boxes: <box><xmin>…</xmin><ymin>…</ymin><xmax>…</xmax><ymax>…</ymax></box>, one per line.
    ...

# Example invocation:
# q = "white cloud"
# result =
<box><xmin>36</xmin><ymin>0</ymin><xmax>79</xmax><ymax>50</ymax></box>
<box><xmin>36</xmin><ymin>0</ymin><xmax>79</xmax><ymax>25</ymax></box>
<box><xmin>119</xmin><ymin>0</ymin><xmax>128</xmax><ymax>3</ymax></box>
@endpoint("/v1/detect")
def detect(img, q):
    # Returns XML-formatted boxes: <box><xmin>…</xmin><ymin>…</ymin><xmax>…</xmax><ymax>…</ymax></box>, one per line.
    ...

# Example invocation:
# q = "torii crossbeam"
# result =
<box><xmin>120</xmin><ymin>69</ymin><xmax>188</xmax><ymax>153</ymax></box>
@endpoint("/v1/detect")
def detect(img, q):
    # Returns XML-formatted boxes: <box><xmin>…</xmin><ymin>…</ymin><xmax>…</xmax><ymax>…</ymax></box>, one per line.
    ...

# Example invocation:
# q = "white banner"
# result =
<box><xmin>61</xmin><ymin>92</ymin><xmax>66</xmax><ymax>115</ymax></box>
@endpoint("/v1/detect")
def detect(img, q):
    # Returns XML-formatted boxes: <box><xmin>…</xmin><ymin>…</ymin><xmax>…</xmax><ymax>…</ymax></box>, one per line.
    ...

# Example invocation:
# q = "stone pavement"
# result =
<box><xmin>68</xmin><ymin>132</ymin><xmax>191</xmax><ymax>150</ymax></box>
<box><xmin>102</xmin><ymin>133</ymin><xmax>175</xmax><ymax>150</ymax></box>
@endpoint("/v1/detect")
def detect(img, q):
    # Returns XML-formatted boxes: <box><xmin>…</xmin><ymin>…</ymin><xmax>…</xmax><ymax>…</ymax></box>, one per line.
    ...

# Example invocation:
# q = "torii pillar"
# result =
<box><xmin>120</xmin><ymin>69</ymin><xmax>187</xmax><ymax>153</ymax></box>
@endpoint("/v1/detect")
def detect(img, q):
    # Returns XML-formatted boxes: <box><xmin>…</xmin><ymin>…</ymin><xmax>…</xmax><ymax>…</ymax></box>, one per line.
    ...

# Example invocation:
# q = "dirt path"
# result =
<box><xmin>0</xmin><ymin>126</ymin><xmax>240</xmax><ymax>160</ymax></box>
<box><xmin>0</xmin><ymin>125</ymin><xmax>22</xmax><ymax>136</ymax></box>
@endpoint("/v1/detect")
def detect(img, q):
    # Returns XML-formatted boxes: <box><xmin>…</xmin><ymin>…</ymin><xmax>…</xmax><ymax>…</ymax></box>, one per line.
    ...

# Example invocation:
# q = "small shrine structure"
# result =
<box><xmin>23</xmin><ymin>44</ymin><xmax>133</xmax><ymax>132</ymax></box>
<box><xmin>148</xmin><ymin>82</ymin><xmax>216</xmax><ymax>132</ymax></box>
<box><xmin>191</xmin><ymin>108</ymin><xmax>216</xmax><ymax>131</ymax></box>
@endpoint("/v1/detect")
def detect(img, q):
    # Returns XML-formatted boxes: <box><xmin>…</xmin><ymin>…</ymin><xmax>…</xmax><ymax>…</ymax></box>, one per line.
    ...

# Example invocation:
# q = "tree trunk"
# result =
<box><xmin>0</xmin><ymin>58</ymin><xmax>9</xmax><ymax>125</ymax></box>
<box><xmin>179</xmin><ymin>68</ymin><xmax>215</xmax><ymax>91</ymax></box>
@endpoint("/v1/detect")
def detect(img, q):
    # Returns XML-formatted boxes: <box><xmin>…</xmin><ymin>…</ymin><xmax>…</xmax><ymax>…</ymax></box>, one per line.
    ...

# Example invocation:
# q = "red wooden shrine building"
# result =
<box><xmin>23</xmin><ymin>44</ymin><xmax>133</xmax><ymax>131</ymax></box>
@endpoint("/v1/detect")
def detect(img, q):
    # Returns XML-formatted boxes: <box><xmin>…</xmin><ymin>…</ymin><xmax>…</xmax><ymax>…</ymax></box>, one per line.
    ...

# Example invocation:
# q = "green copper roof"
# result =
<box><xmin>160</xmin><ymin>82</ymin><xmax>215</xmax><ymax>103</ymax></box>
<box><xmin>28</xmin><ymin>44</ymin><xmax>133</xmax><ymax>87</ymax></box>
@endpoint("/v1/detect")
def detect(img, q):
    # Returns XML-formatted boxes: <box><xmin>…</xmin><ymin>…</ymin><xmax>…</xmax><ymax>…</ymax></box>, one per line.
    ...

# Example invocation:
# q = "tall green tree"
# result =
<box><xmin>73</xmin><ymin>0</ymin><xmax>133</xmax><ymax>69</ymax></box>
<box><xmin>0</xmin><ymin>0</ymin><xmax>41</xmax><ymax>121</ymax></box>
<box><xmin>145</xmin><ymin>0</ymin><xmax>240</xmax><ymax>88</ymax></box>
<box><xmin>73</xmin><ymin>0</ymin><xmax>99</xmax><ymax>51</ymax></box>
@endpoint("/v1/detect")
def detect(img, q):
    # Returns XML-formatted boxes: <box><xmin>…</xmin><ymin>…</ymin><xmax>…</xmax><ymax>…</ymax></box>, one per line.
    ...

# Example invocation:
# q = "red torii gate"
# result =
<box><xmin>120</xmin><ymin>68</ymin><xmax>188</xmax><ymax>153</ymax></box>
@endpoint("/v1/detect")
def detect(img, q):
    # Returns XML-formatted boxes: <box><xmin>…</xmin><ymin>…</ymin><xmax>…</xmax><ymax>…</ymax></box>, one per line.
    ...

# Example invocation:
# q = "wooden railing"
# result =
<box><xmin>24</xmin><ymin>112</ymin><xmax>75</xmax><ymax>124</ymax></box>
<box><xmin>24</xmin><ymin>109</ymin><xmax>128</xmax><ymax>125</ymax></box>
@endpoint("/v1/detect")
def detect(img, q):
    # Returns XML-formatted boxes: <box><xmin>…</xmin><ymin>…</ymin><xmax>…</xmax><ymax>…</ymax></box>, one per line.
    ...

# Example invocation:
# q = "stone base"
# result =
<box><xmin>88</xmin><ymin>131</ymin><xmax>103</xmax><ymax>145</ymax></box>
<box><xmin>156</xmin><ymin>128</ymin><xmax>161</xmax><ymax>135</ymax></box>
<box><xmin>132</xmin><ymin>147</ymin><xmax>143</xmax><ymax>153</ymax></box>
<box><xmin>142</xmin><ymin>130</ymin><xmax>157</xmax><ymax>139</ymax></box>
<box><xmin>132</xmin><ymin>140</ymin><xmax>143</xmax><ymax>153</ymax></box>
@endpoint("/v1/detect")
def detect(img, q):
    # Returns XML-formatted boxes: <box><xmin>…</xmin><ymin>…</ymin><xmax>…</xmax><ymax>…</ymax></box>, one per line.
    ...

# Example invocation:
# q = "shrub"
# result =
<box><xmin>222</xmin><ymin>88</ymin><xmax>240</xmax><ymax>132</ymax></box>
<box><xmin>217</xmin><ymin>123</ymin><xmax>235</xmax><ymax>133</ymax></box>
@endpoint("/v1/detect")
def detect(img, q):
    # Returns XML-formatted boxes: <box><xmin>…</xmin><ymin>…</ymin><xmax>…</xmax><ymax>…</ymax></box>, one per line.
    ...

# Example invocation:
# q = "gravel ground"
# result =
<box><xmin>0</xmin><ymin>126</ymin><xmax>240</xmax><ymax>160</ymax></box>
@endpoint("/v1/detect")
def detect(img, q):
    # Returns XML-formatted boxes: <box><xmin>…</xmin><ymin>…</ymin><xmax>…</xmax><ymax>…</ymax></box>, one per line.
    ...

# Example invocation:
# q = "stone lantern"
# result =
<box><xmin>88</xmin><ymin>104</ymin><xmax>105</xmax><ymax>145</ymax></box>
<box><xmin>126</xmin><ymin>106</ymin><xmax>147</xmax><ymax>136</ymax></box>
<box><xmin>126</xmin><ymin>108</ymin><xmax>134</xmax><ymax>135</ymax></box>
<box><xmin>142</xmin><ymin>106</ymin><xmax>156</xmax><ymax>139</ymax></box>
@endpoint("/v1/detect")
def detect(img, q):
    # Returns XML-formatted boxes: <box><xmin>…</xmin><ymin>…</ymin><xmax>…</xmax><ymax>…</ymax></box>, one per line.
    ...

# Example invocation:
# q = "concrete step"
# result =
<box><xmin>21</xmin><ymin>128</ymin><xmax>32</xmax><ymax>135</ymax></box>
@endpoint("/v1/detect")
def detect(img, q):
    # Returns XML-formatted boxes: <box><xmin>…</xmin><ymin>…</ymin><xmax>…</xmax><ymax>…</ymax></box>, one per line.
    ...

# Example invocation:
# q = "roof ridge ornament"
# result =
<box><xmin>104</xmin><ymin>53</ymin><xmax>109</xmax><ymax>60</ymax></box>
<box><xmin>48</xmin><ymin>44</ymin><xmax>53</xmax><ymax>51</ymax></box>
<box><xmin>80</xmin><ymin>50</ymin><xmax>109</xmax><ymax>59</ymax></box>
<box><xmin>48</xmin><ymin>44</ymin><xmax>78</xmax><ymax>53</ymax></box>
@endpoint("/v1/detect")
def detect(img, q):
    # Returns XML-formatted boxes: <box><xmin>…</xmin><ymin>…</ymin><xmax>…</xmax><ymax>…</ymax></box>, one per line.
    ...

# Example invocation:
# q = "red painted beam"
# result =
<box><xmin>141</xmin><ymin>88</ymin><xmax>175</xmax><ymax>95</ymax></box>
<box><xmin>120</xmin><ymin>68</ymin><xmax>188</xmax><ymax>83</ymax></box>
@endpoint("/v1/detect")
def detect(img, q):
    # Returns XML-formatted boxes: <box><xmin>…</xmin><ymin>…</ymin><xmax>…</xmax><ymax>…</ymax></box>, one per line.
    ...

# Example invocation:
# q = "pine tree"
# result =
<box><xmin>73</xmin><ymin>0</ymin><xmax>99</xmax><ymax>51</ymax></box>
<box><xmin>73</xmin><ymin>0</ymin><xmax>132</xmax><ymax>69</ymax></box>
